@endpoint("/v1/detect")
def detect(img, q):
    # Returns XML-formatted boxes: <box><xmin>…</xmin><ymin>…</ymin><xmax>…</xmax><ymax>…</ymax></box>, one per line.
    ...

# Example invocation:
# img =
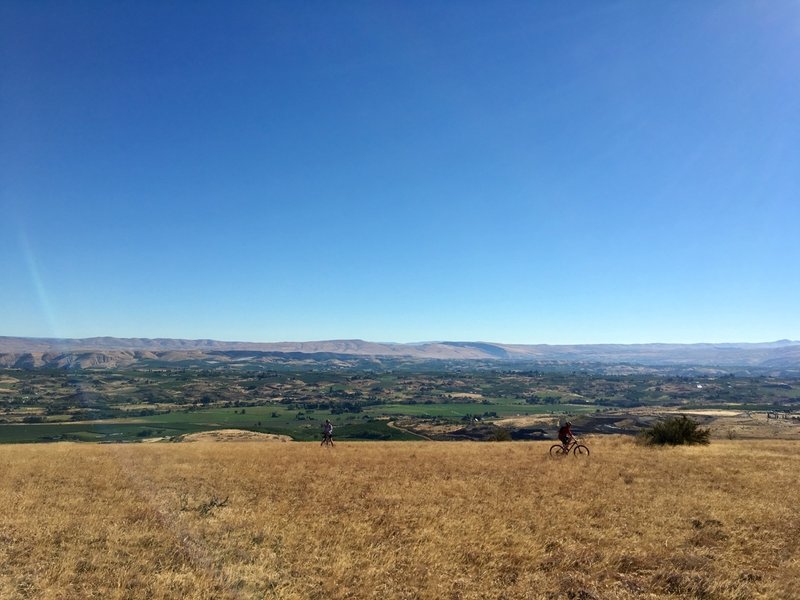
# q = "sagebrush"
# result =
<box><xmin>641</xmin><ymin>415</ymin><xmax>711</xmax><ymax>445</ymax></box>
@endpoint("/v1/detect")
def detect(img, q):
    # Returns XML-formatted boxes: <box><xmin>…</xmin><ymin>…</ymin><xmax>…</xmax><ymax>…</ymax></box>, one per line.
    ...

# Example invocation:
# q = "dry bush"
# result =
<box><xmin>1</xmin><ymin>437</ymin><xmax>798</xmax><ymax>599</ymax></box>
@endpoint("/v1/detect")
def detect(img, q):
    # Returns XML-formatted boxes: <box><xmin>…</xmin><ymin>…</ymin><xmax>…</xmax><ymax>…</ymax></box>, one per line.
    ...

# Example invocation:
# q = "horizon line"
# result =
<box><xmin>2</xmin><ymin>334</ymin><xmax>799</xmax><ymax>347</ymax></box>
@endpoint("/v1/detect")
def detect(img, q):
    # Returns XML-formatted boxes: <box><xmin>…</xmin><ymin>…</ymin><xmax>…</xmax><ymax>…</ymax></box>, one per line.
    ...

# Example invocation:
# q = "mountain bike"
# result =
<box><xmin>549</xmin><ymin>438</ymin><xmax>589</xmax><ymax>457</ymax></box>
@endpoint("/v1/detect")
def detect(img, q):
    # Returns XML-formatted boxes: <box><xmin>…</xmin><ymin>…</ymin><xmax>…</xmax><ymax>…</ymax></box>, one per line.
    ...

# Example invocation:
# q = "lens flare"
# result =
<box><xmin>19</xmin><ymin>229</ymin><xmax>60</xmax><ymax>338</ymax></box>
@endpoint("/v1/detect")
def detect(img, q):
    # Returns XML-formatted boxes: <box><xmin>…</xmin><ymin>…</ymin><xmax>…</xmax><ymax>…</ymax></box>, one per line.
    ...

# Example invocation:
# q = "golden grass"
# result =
<box><xmin>1</xmin><ymin>437</ymin><xmax>798</xmax><ymax>599</ymax></box>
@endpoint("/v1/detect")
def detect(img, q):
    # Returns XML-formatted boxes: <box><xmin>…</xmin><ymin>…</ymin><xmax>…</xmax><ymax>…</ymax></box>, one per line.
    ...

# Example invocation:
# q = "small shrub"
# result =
<box><xmin>640</xmin><ymin>416</ymin><xmax>710</xmax><ymax>446</ymax></box>
<box><xmin>489</xmin><ymin>427</ymin><xmax>512</xmax><ymax>442</ymax></box>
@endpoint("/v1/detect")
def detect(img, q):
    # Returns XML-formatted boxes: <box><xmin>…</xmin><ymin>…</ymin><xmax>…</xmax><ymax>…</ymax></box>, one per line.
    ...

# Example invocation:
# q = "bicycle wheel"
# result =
<box><xmin>550</xmin><ymin>444</ymin><xmax>567</xmax><ymax>457</ymax></box>
<box><xmin>572</xmin><ymin>444</ymin><xmax>590</xmax><ymax>456</ymax></box>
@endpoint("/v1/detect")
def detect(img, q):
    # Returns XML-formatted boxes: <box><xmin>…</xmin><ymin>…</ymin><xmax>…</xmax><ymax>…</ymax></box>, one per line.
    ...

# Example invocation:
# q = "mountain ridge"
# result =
<box><xmin>1</xmin><ymin>336</ymin><xmax>799</xmax><ymax>371</ymax></box>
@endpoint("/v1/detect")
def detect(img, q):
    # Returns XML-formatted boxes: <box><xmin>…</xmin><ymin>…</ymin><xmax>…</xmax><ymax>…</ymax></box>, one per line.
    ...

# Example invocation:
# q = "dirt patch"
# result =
<box><xmin>494</xmin><ymin>415</ymin><xmax>559</xmax><ymax>429</ymax></box>
<box><xmin>179</xmin><ymin>429</ymin><xmax>292</xmax><ymax>443</ymax></box>
<box><xmin>664</xmin><ymin>409</ymin><xmax>746</xmax><ymax>417</ymax></box>
<box><xmin>708</xmin><ymin>413</ymin><xmax>800</xmax><ymax>440</ymax></box>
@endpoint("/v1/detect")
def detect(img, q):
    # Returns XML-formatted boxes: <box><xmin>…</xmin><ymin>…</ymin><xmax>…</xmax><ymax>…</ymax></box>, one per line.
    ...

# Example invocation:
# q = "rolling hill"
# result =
<box><xmin>1</xmin><ymin>336</ymin><xmax>799</xmax><ymax>372</ymax></box>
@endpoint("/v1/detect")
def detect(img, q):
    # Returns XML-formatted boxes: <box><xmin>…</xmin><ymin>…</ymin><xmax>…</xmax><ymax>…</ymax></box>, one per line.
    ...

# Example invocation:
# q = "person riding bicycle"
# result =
<box><xmin>558</xmin><ymin>421</ymin><xmax>574</xmax><ymax>449</ymax></box>
<box><xmin>321</xmin><ymin>419</ymin><xmax>334</xmax><ymax>446</ymax></box>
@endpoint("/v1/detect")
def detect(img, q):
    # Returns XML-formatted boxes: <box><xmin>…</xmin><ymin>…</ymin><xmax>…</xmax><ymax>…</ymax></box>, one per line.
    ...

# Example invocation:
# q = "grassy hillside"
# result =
<box><xmin>1</xmin><ymin>438</ymin><xmax>797</xmax><ymax>599</ymax></box>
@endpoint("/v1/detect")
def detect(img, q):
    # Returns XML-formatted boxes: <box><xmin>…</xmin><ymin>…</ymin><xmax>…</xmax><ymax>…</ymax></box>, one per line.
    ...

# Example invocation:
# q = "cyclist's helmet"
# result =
<box><xmin>566</xmin><ymin>421</ymin><xmax>572</xmax><ymax>426</ymax></box>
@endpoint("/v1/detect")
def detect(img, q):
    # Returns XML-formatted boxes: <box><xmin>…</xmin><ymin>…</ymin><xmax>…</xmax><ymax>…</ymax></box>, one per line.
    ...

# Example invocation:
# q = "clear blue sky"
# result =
<box><xmin>2</xmin><ymin>1</ymin><xmax>798</xmax><ymax>344</ymax></box>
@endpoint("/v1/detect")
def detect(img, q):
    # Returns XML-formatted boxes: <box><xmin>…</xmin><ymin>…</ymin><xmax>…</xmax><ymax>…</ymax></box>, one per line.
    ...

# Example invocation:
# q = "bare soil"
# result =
<box><xmin>179</xmin><ymin>429</ymin><xmax>292</xmax><ymax>442</ymax></box>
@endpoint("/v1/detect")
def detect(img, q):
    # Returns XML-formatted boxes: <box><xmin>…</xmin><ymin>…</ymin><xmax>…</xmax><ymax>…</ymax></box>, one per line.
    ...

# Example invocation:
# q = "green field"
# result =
<box><xmin>1</xmin><ymin>364</ymin><xmax>797</xmax><ymax>443</ymax></box>
<box><xmin>0</xmin><ymin>400</ymin><xmax>595</xmax><ymax>443</ymax></box>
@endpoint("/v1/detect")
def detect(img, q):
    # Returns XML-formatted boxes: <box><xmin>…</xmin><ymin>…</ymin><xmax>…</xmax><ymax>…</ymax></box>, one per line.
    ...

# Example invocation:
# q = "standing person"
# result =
<box><xmin>321</xmin><ymin>419</ymin><xmax>334</xmax><ymax>446</ymax></box>
<box><xmin>557</xmin><ymin>421</ymin><xmax>573</xmax><ymax>449</ymax></box>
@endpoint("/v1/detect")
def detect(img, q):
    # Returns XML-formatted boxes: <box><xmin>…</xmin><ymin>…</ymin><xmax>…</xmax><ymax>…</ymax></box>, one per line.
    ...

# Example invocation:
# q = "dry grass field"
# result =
<box><xmin>1</xmin><ymin>437</ymin><xmax>798</xmax><ymax>599</ymax></box>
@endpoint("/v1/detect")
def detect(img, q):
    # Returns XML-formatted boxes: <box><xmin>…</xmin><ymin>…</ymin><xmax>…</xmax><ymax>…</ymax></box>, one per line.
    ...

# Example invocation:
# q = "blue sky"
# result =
<box><xmin>1</xmin><ymin>1</ymin><xmax>798</xmax><ymax>344</ymax></box>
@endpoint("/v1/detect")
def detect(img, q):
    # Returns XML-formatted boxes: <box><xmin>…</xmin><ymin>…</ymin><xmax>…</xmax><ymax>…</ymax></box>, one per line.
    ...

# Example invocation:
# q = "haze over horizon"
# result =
<box><xmin>2</xmin><ymin>2</ymin><xmax>799</xmax><ymax>345</ymax></box>
<box><xmin>2</xmin><ymin>334</ymin><xmax>799</xmax><ymax>350</ymax></box>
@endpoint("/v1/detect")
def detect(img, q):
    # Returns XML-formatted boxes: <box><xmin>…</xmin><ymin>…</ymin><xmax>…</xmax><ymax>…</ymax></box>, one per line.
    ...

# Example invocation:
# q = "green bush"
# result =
<box><xmin>640</xmin><ymin>415</ymin><xmax>710</xmax><ymax>446</ymax></box>
<box><xmin>489</xmin><ymin>427</ymin><xmax>512</xmax><ymax>442</ymax></box>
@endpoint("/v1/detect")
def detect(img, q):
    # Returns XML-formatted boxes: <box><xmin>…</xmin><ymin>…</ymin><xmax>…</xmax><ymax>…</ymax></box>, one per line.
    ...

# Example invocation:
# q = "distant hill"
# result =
<box><xmin>1</xmin><ymin>336</ymin><xmax>799</xmax><ymax>372</ymax></box>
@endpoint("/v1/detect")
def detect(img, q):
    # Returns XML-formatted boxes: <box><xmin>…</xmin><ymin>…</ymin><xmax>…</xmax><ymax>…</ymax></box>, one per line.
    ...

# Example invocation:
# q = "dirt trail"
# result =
<box><xmin>387</xmin><ymin>421</ymin><xmax>432</xmax><ymax>440</ymax></box>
